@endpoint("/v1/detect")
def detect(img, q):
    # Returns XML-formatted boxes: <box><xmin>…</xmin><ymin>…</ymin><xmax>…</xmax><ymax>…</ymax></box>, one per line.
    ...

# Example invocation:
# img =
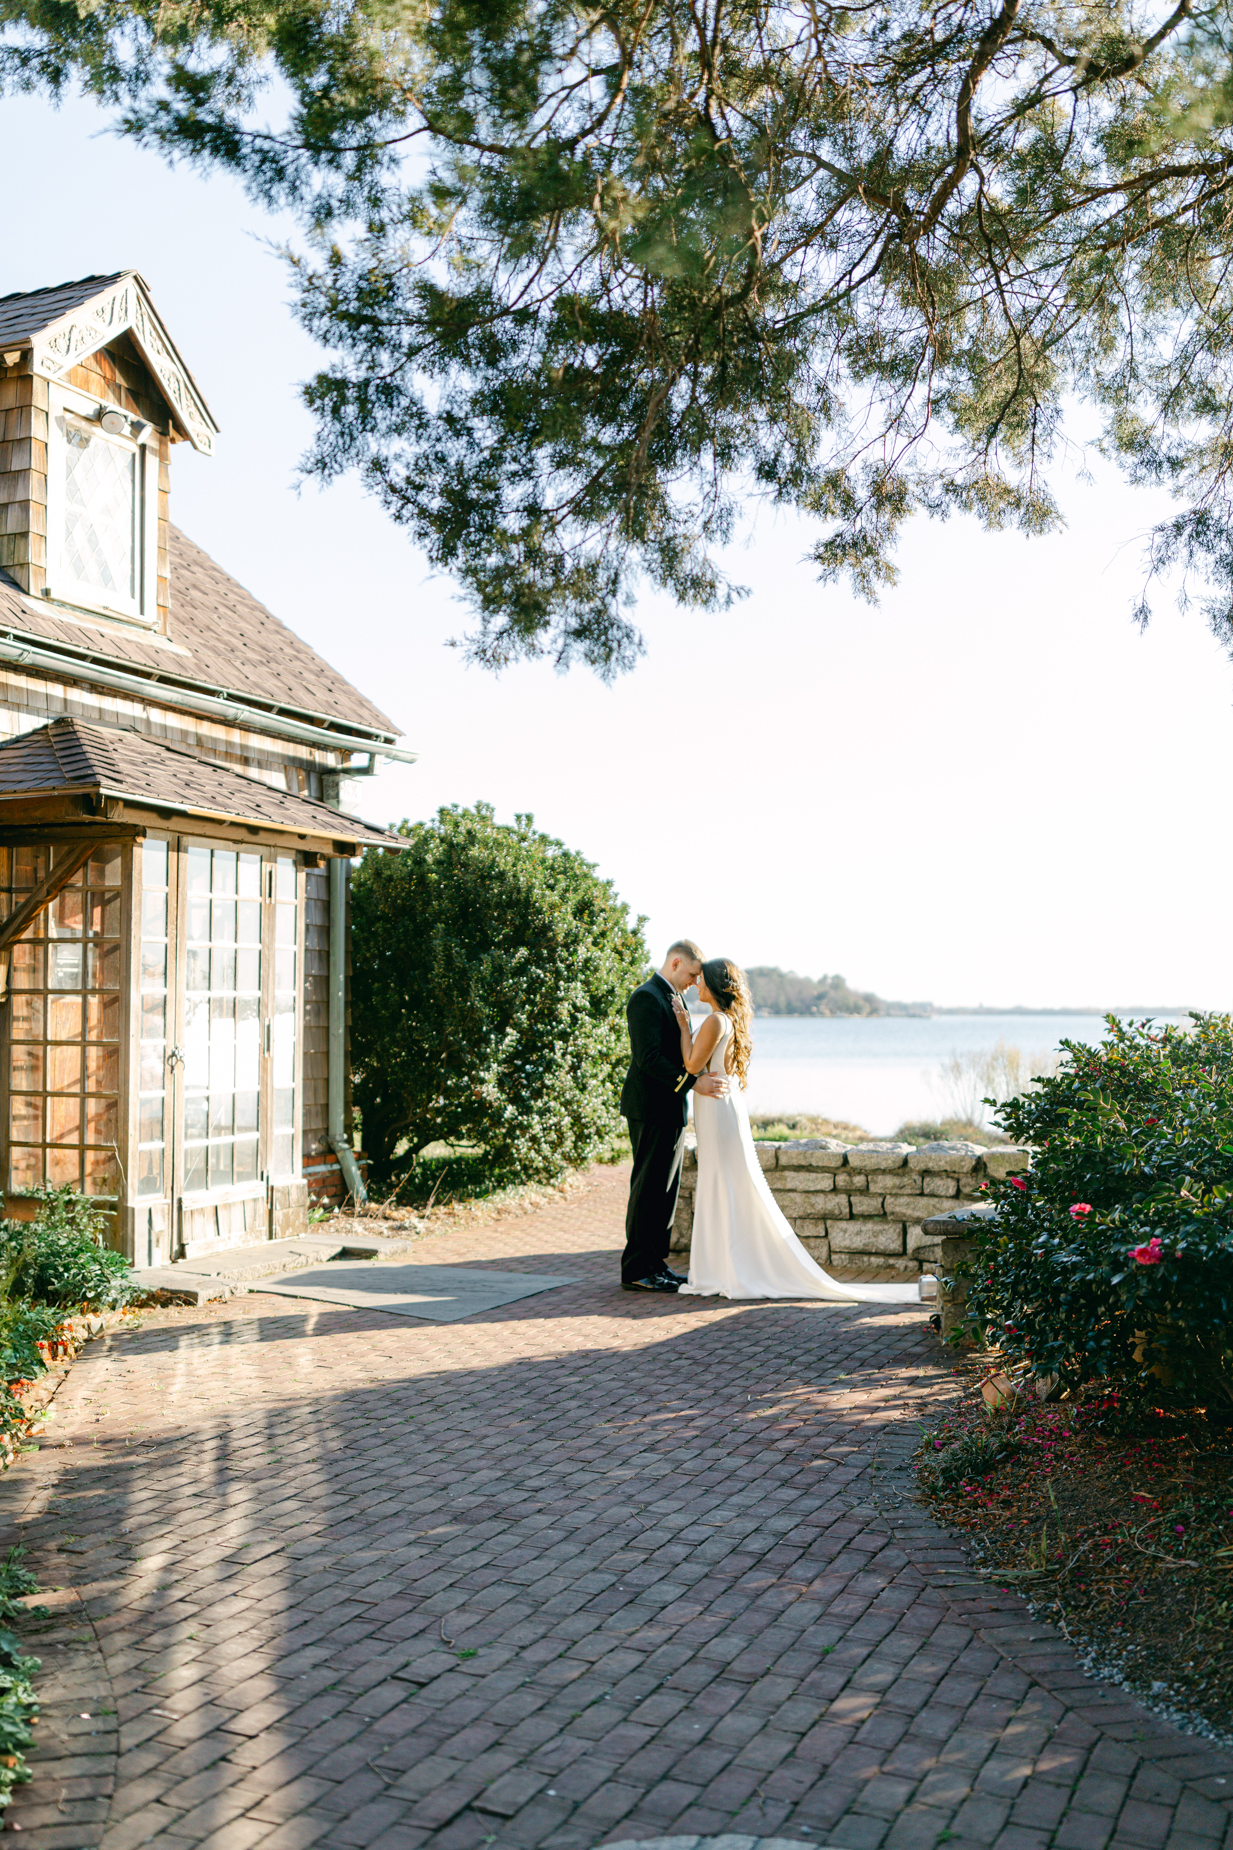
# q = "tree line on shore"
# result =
<box><xmin>745</xmin><ymin>968</ymin><xmax>931</xmax><ymax>1018</ymax></box>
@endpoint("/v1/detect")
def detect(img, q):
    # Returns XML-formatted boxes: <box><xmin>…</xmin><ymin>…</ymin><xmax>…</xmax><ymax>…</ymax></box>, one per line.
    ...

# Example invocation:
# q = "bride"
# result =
<box><xmin>671</xmin><ymin>959</ymin><xmax>920</xmax><ymax>1304</ymax></box>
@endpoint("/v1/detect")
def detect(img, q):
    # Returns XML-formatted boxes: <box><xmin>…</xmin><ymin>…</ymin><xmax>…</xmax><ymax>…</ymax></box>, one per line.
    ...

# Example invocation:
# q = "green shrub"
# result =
<box><xmin>0</xmin><ymin>1188</ymin><xmax>136</xmax><ymax>1311</ymax></box>
<box><xmin>351</xmin><ymin>804</ymin><xmax>648</xmax><ymax>1184</ymax></box>
<box><xmin>963</xmin><ymin>1013</ymin><xmax>1233</xmax><ymax>1403</ymax></box>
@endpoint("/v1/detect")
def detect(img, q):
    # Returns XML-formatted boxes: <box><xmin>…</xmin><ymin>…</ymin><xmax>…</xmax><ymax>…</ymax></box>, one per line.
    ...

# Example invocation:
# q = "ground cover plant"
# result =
<box><xmin>918</xmin><ymin>1366</ymin><xmax>1233</xmax><ymax>1732</ymax></box>
<box><xmin>958</xmin><ymin>1013</ymin><xmax>1233</xmax><ymax>1405</ymax></box>
<box><xmin>749</xmin><ymin>1114</ymin><xmax>872</xmax><ymax>1144</ymax></box>
<box><xmin>0</xmin><ymin>1549</ymin><xmax>43</xmax><ymax>1810</ymax></box>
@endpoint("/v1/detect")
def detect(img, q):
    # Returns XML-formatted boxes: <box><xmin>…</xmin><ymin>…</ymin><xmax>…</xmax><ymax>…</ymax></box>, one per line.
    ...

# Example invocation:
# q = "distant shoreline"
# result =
<box><xmin>931</xmin><ymin>1004</ymin><xmax>1196</xmax><ymax>1016</ymax></box>
<box><xmin>751</xmin><ymin>1004</ymin><xmax>1198</xmax><ymax>1019</ymax></box>
<box><xmin>743</xmin><ymin>965</ymin><xmax>1198</xmax><ymax>1022</ymax></box>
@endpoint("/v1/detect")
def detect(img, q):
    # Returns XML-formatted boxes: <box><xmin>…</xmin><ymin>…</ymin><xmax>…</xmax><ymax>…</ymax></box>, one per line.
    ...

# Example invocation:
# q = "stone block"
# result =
<box><xmin>906</xmin><ymin>1140</ymin><xmax>985</xmax><ymax>1174</ymax></box>
<box><xmin>767</xmin><ymin>1169</ymin><xmax>832</xmax><ymax>1193</ymax></box>
<box><xmin>795</xmin><ymin>1230</ymin><xmax>830</xmax><ymax>1264</ymax></box>
<box><xmin>848</xmin><ymin>1193</ymin><xmax>887</xmax><ymax>1216</ymax></box>
<box><xmin>844</xmin><ymin>1141</ymin><xmax>912</xmax><ymax>1173</ymax></box>
<box><xmin>883</xmin><ymin>1194</ymin><xmax>931</xmax><ymax>1221</ymax></box>
<box><xmin>830</xmin><ymin>1171</ymin><xmax>868</xmax><ymax>1192</ymax></box>
<box><xmin>924</xmin><ymin>1175</ymin><xmax>959</xmax><ymax>1196</ymax></box>
<box><xmin>822</xmin><ymin>1198</ymin><xmax>850</xmax><ymax>1225</ymax></box>
<box><xmin>830</xmin><ymin>1222</ymin><xmax>905</xmax><ymax>1255</ymax></box>
<box><xmin>773</xmin><ymin>1191</ymin><xmax>834</xmax><ymax>1220</ymax></box>
<box><xmin>879</xmin><ymin>1171</ymin><xmax>921</xmax><ymax>1193</ymax></box>
<box><xmin>753</xmin><ymin>1143</ymin><xmax>779</xmax><ymax>1171</ymax></box>
<box><xmin>678</xmin><ymin>1167</ymin><xmax>696</xmax><ymax>1195</ymax></box>
<box><xmin>776</xmin><ymin>1139</ymin><xmax>851</xmax><ymax>1170</ymax></box>
<box><xmin>682</xmin><ymin>1147</ymin><xmax>698</xmax><ymax>1172</ymax></box>
<box><xmin>978</xmin><ymin>1145</ymin><xmax>1033</xmax><ymax>1179</ymax></box>
<box><xmin>907</xmin><ymin>1228</ymin><xmax>943</xmax><ymax>1260</ymax></box>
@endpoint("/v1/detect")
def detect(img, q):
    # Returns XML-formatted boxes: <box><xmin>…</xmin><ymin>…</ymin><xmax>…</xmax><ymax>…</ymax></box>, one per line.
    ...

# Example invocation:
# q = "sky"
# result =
<box><xmin>2</xmin><ymin>91</ymin><xmax>1231</xmax><ymax>1011</ymax></box>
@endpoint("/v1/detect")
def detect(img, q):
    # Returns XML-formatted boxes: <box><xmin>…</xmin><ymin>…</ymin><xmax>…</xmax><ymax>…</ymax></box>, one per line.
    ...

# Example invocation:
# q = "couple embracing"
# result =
<box><xmin>619</xmin><ymin>940</ymin><xmax>919</xmax><ymax>1304</ymax></box>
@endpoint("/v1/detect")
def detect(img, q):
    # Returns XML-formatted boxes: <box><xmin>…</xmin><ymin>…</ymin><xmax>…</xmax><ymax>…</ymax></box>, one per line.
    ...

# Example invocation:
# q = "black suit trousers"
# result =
<box><xmin>622</xmin><ymin>1118</ymin><xmax>686</xmax><ymax>1283</ymax></box>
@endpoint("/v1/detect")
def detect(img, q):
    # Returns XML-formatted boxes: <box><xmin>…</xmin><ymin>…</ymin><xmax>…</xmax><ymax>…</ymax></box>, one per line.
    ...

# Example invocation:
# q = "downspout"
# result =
<box><xmin>328</xmin><ymin>855</ymin><xmax>368</xmax><ymax>1206</ymax></box>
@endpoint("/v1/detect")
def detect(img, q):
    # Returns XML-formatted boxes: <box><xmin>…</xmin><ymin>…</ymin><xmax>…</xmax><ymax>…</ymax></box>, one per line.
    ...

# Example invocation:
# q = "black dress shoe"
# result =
<box><xmin>621</xmin><ymin>1274</ymin><xmax>680</xmax><ymax>1292</ymax></box>
<box><xmin>657</xmin><ymin>1265</ymin><xmax>687</xmax><ymax>1285</ymax></box>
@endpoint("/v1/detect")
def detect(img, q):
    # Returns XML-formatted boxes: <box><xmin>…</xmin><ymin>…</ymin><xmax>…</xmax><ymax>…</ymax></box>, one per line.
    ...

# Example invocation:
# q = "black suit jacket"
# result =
<box><xmin>619</xmin><ymin>974</ymin><xmax>698</xmax><ymax>1125</ymax></box>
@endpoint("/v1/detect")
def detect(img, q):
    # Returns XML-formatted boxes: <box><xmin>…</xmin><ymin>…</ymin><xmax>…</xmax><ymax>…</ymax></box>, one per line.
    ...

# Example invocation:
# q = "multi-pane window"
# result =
<box><xmin>136</xmin><ymin>840</ymin><xmax>169</xmax><ymax>1198</ymax></box>
<box><xmin>5</xmin><ymin>844</ymin><xmax>123</xmax><ymax>1195</ymax></box>
<box><xmin>183</xmin><ymin>847</ymin><xmax>262</xmax><ymax>1192</ymax></box>
<box><xmin>270</xmin><ymin>856</ymin><xmax>298</xmax><ymax>1176</ymax></box>
<box><xmin>63</xmin><ymin>423</ymin><xmax>137</xmax><ymax>600</ymax></box>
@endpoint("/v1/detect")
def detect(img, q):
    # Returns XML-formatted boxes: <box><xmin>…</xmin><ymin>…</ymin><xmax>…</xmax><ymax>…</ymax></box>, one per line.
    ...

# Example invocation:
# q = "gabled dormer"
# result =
<box><xmin>0</xmin><ymin>271</ymin><xmax>218</xmax><ymax>632</ymax></box>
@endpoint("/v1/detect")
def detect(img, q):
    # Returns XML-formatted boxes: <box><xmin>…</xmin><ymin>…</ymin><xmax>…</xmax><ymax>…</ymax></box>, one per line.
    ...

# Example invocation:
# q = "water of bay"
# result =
<box><xmin>733</xmin><ymin>1010</ymin><xmax>1195</xmax><ymax>1136</ymax></box>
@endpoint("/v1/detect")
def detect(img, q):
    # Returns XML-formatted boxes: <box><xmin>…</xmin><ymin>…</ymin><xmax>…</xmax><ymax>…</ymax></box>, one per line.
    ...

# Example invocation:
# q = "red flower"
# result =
<box><xmin>1146</xmin><ymin>1117</ymin><xmax>1159</xmax><ymax>1126</ymax></box>
<box><xmin>1131</xmin><ymin>1237</ymin><xmax>1163</xmax><ymax>1266</ymax></box>
<box><xmin>1068</xmin><ymin>1202</ymin><xmax>1093</xmax><ymax>1219</ymax></box>
<box><xmin>1009</xmin><ymin>1176</ymin><xmax>1027</xmax><ymax>1191</ymax></box>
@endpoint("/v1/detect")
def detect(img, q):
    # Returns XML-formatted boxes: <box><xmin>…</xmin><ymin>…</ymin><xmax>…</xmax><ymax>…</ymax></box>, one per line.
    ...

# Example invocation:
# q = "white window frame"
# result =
<box><xmin>45</xmin><ymin>382</ymin><xmax>159</xmax><ymax>627</ymax></box>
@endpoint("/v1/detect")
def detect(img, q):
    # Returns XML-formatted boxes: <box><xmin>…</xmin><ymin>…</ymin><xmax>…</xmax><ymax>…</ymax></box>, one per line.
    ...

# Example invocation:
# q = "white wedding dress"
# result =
<box><xmin>679</xmin><ymin>1013</ymin><xmax>920</xmax><ymax>1303</ymax></box>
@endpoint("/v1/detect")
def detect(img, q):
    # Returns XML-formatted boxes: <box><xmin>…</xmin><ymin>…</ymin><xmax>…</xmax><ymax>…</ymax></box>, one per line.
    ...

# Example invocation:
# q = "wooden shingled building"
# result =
<box><xmin>0</xmin><ymin>270</ymin><xmax>413</xmax><ymax>1265</ymax></box>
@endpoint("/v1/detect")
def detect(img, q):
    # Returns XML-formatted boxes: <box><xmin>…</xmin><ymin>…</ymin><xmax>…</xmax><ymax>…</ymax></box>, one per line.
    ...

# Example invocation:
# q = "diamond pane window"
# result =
<box><xmin>5</xmin><ymin>844</ymin><xmax>123</xmax><ymax>1196</ymax></box>
<box><xmin>62</xmin><ymin>423</ymin><xmax>137</xmax><ymax>600</ymax></box>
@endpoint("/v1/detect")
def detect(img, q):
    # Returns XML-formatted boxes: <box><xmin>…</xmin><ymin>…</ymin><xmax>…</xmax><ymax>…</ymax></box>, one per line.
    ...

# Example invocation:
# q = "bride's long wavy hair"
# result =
<box><xmin>701</xmin><ymin>958</ymin><xmax>753</xmax><ymax>1088</ymax></box>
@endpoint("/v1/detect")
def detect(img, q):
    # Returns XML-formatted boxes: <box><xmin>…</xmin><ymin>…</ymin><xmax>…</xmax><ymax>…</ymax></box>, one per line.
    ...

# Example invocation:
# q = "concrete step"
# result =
<box><xmin>131</xmin><ymin>1226</ymin><xmax>426</xmax><ymax>1303</ymax></box>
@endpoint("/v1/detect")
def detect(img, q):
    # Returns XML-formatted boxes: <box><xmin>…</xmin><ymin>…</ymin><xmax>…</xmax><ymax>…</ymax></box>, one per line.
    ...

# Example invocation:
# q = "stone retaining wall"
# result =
<box><xmin>672</xmin><ymin>1137</ymin><xmax>1030</xmax><ymax>1281</ymax></box>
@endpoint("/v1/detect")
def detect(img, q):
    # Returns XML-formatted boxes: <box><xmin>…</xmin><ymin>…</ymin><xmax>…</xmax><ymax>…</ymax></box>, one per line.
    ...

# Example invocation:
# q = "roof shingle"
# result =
<box><xmin>0</xmin><ymin>527</ymin><xmax>401</xmax><ymax>739</ymax></box>
<box><xmin>0</xmin><ymin>273</ymin><xmax>128</xmax><ymax>345</ymax></box>
<box><xmin>0</xmin><ymin>717</ymin><xmax>405</xmax><ymax>849</ymax></box>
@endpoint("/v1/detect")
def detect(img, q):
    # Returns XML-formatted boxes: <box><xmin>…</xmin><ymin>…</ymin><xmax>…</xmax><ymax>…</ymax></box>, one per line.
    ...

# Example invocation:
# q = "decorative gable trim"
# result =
<box><xmin>31</xmin><ymin>274</ymin><xmax>218</xmax><ymax>455</ymax></box>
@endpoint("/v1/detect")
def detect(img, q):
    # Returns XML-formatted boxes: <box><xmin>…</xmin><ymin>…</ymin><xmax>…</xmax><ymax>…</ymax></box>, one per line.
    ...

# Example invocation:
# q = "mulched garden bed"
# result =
<box><xmin>916</xmin><ymin>1362</ymin><xmax>1233</xmax><ymax>1738</ymax></box>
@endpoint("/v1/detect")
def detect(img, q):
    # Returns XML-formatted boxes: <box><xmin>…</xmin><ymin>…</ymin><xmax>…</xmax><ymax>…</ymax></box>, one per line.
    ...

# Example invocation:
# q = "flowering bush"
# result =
<box><xmin>961</xmin><ymin>1014</ymin><xmax>1233</xmax><ymax>1404</ymax></box>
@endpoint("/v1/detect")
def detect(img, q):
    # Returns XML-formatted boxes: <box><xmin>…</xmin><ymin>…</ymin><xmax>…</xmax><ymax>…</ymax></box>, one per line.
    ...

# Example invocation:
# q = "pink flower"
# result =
<box><xmin>1009</xmin><ymin>1176</ymin><xmax>1027</xmax><ymax>1192</ymax></box>
<box><xmin>1069</xmin><ymin>1203</ymin><xmax>1093</xmax><ymax>1219</ymax></box>
<box><xmin>1131</xmin><ymin>1237</ymin><xmax>1163</xmax><ymax>1266</ymax></box>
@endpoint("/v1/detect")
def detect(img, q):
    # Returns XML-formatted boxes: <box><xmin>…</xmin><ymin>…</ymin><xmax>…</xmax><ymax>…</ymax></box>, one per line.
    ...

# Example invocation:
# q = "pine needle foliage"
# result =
<box><xmin>5</xmin><ymin>1</ymin><xmax>1233</xmax><ymax>670</ymax></box>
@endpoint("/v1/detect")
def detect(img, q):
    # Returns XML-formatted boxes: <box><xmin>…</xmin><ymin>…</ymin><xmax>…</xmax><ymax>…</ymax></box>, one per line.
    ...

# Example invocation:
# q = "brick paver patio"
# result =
<box><xmin>2</xmin><ymin>1164</ymin><xmax>1232</xmax><ymax>1850</ymax></box>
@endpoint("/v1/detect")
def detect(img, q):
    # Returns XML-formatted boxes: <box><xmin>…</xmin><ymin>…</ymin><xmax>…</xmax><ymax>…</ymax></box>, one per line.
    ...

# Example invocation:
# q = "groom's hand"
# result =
<box><xmin>694</xmin><ymin>1073</ymin><xmax>729</xmax><ymax>1097</ymax></box>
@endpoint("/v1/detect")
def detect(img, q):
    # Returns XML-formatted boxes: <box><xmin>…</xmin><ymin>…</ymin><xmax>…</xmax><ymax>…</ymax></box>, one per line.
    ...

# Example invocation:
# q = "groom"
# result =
<box><xmin>619</xmin><ymin>940</ymin><xmax>729</xmax><ymax>1292</ymax></box>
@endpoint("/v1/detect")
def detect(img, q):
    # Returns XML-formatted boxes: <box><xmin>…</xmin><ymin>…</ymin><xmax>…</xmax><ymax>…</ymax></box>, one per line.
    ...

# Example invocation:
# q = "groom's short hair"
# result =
<box><xmin>665</xmin><ymin>939</ymin><xmax>704</xmax><ymax>964</ymax></box>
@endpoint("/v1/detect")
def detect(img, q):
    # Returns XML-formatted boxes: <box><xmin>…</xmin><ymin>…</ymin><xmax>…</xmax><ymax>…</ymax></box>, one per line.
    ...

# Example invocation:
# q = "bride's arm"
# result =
<box><xmin>672</xmin><ymin>994</ymin><xmax>721</xmax><ymax>1074</ymax></box>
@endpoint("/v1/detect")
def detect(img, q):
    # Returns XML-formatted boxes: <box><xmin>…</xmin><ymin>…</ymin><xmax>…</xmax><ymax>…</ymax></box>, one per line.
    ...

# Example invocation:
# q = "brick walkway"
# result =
<box><xmin>3</xmin><ymin>1164</ymin><xmax>1233</xmax><ymax>1850</ymax></box>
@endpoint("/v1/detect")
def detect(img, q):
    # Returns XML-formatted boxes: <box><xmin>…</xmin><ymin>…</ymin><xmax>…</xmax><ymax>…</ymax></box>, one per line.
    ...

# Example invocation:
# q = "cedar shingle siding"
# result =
<box><xmin>0</xmin><ymin>272</ymin><xmax>410</xmax><ymax>1247</ymax></box>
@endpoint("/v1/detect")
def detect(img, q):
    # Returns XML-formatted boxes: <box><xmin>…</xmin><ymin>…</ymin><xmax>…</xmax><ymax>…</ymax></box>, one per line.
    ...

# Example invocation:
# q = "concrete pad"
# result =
<box><xmin>244</xmin><ymin>1261</ymin><xmax>578</xmax><ymax>1321</ymax></box>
